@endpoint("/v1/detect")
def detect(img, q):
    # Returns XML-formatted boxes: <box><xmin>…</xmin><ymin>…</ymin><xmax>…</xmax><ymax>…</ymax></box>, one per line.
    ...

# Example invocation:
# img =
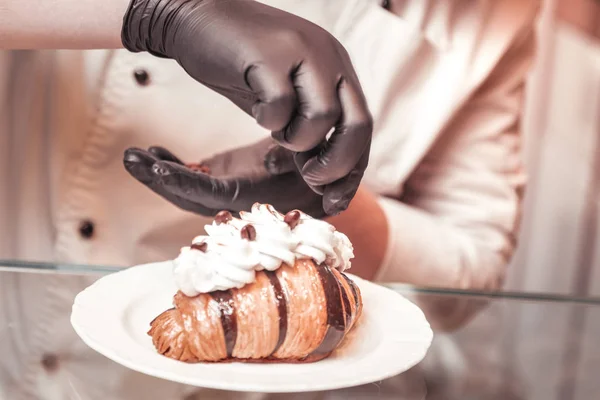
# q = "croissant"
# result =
<box><xmin>149</xmin><ymin>258</ymin><xmax>362</xmax><ymax>363</ymax></box>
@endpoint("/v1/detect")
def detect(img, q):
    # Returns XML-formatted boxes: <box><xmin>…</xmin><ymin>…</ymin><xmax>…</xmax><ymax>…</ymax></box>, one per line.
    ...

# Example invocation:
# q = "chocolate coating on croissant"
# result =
<box><xmin>342</xmin><ymin>273</ymin><xmax>361</xmax><ymax>323</ymax></box>
<box><xmin>309</xmin><ymin>264</ymin><xmax>347</xmax><ymax>358</ymax></box>
<box><xmin>210</xmin><ymin>290</ymin><xmax>237</xmax><ymax>357</ymax></box>
<box><xmin>266</xmin><ymin>271</ymin><xmax>288</xmax><ymax>355</ymax></box>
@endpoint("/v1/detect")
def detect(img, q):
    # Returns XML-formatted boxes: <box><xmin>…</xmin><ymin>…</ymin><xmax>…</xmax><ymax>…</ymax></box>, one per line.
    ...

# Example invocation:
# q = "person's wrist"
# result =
<box><xmin>121</xmin><ymin>0</ymin><xmax>188</xmax><ymax>58</ymax></box>
<box><xmin>326</xmin><ymin>187</ymin><xmax>388</xmax><ymax>280</ymax></box>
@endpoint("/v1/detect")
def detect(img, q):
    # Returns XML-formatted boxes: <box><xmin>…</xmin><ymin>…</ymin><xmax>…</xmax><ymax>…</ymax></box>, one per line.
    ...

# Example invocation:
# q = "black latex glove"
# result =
<box><xmin>121</xmin><ymin>0</ymin><xmax>372</xmax><ymax>212</ymax></box>
<box><xmin>123</xmin><ymin>138</ymin><xmax>366</xmax><ymax>218</ymax></box>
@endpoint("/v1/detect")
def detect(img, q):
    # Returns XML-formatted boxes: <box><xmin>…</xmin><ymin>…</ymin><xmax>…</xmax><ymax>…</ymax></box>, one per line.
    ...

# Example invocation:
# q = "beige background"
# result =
<box><xmin>511</xmin><ymin>0</ymin><xmax>600</xmax><ymax>296</ymax></box>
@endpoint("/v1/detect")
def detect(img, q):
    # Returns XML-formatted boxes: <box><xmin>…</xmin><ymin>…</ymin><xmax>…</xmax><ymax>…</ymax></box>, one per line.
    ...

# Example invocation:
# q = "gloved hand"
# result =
<box><xmin>123</xmin><ymin>138</ymin><xmax>354</xmax><ymax>218</ymax></box>
<box><xmin>121</xmin><ymin>0</ymin><xmax>372</xmax><ymax>214</ymax></box>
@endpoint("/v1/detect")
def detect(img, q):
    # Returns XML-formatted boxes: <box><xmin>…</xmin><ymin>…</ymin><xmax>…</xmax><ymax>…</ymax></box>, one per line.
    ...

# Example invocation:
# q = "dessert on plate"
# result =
<box><xmin>148</xmin><ymin>203</ymin><xmax>362</xmax><ymax>363</ymax></box>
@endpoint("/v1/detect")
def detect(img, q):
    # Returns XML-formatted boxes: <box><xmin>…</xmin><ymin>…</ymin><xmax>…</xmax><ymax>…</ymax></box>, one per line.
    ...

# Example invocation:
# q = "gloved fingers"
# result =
<box><xmin>293</xmin><ymin>148</ymin><xmax>325</xmax><ymax>195</ymax></box>
<box><xmin>264</xmin><ymin>145</ymin><xmax>297</xmax><ymax>175</ymax></box>
<box><xmin>197</xmin><ymin>150</ymin><xmax>236</xmax><ymax>178</ymax></box>
<box><xmin>205</xmin><ymin>82</ymin><xmax>256</xmax><ymax>117</ymax></box>
<box><xmin>272</xmin><ymin>63</ymin><xmax>342</xmax><ymax>152</ymax></box>
<box><xmin>301</xmin><ymin>78</ymin><xmax>372</xmax><ymax>187</ymax></box>
<box><xmin>123</xmin><ymin>148</ymin><xmax>219</xmax><ymax>215</ymax></box>
<box><xmin>335</xmin><ymin>43</ymin><xmax>362</xmax><ymax>88</ymax></box>
<box><xmin>123</xmin><ymin>147</ymin><xmax>160</xmax><ymax>185</ymax></box>
<box><xmin>127</xmin><ymin>149</ymin><xmax>328</xmax><ymax>216</ymax></box>
<box><xmin>153</xmin><ymin>159</ymin><xmax>325</xmax><ymax>214</ymax></box>
<box><xmin>150</xmin><ymin>185</ymin><xmax>221</xmax><ymax>216</ymax></box>
<box><xmin>148</xmin><ymin>145</ymin><xmax>212</xmax><ymax>176</ymax></box>
<box><xmin>246</xmin><ymin>64</ymin><xmax>297</xmax><ymax>132</ymax></box>
<box><xmin>148</xmin><ymin>146</ymin><xmax>184</xmax><ymax>164</ymax></box>
<box><xmin>152</xmin><ymin>160</ymin><xmax>245</xmax><ymax>210</ymax></box>
<box><xmin>198</xmin><ymin>137</ymin><xmax>280</xmax><ymax>178</ymax></box>
<box><xmin>322</xmin><ymin>141</ymin><xmax>370</xmax><ymax>215</ymax></box>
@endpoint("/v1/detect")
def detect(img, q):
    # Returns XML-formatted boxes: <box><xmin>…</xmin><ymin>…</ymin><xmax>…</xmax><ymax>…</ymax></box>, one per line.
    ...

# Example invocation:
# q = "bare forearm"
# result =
<box><xmin>330</xmin><ymin>190</ymin><xmax>493</xmax><ymax>332</ymax></box>
<box><xmin>327</xmin><ymin>187</ymin><xmax>389</xmax><ymax>280</ymax></box>
<box><xmin>0</xmin><ymin>0</ymin><xmax>130</xmax><ymax>49</ymax></box>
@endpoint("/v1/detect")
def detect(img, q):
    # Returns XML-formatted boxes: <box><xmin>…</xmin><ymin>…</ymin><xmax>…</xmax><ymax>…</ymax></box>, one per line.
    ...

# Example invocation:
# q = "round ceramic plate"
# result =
<box><xmin>71</xmin><ymin>261</ymin><xmax>433</xmax><ymax>393</ymax></box>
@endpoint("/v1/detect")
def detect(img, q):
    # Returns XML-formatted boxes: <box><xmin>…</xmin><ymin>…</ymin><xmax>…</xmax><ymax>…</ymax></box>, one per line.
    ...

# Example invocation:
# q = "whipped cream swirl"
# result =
<box><xmin>173</xmin><ymin>203</ymin><xmax>354</xmax><ymax>296</ymax></box>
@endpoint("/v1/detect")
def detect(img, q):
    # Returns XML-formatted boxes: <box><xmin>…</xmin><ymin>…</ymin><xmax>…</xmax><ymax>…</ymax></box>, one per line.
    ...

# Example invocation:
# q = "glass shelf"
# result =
<box><xmin>3</xmin><ymin>258</ymin><xmax>600</xmax><ymax>304</ymax></box>
<box><xmin>1</xmin><ymin>259</ymin><xmax>599</xmax><ymax>399</ymax></box>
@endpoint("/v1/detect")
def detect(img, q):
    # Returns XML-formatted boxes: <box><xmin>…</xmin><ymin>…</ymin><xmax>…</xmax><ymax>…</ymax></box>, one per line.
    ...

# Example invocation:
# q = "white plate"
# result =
<box><xmin>71</xmin><ymin>261</ymin><xmax>433</xmax><ymax>393</ymax></box>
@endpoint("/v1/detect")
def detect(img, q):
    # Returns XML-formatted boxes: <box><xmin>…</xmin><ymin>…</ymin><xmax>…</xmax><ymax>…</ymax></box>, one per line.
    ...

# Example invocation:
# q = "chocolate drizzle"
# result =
<box><xmin>339</xmin><ymin>277</ymin><xmax>353</xmax><ymax>327</ymax></box>
<box><xmin>266</xmin><ymin>271</ymin><xmax>288</xmax><ymax>355</ymax></box>
<box><xmin>210</xmin><ymin>291</ymin><xmax>237</xmax><ymax>357</ymax></box>
<box><xmin>310</xmin><ymin>264</ymin><xmax>346</xmax><ymax>358</ymax></box>
<box><xmin>342</xmin><ymin>273</ymin><xmax>360</xmax><ymax>313</ymax></box>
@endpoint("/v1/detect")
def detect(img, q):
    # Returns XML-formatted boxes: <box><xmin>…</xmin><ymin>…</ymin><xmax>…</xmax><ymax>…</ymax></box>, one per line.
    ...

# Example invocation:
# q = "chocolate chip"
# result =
<box><xmin>240</xmin><ymin>224</ymin><xmax>256</xmax><ymax>241</ymax></box>
<box><xmin>284</xmin><ymin>210</ymin><xmax>301</xmax><ymax>229</ymax></box>
<box><xmin>215</xmin><ymin>211</ymin><xmax>233</xmax><ymax>225</ymax></box>
<box><xmin>191</xmin><ymin>242</ymin><xmax>207</xmax><ymax>252</ymax></box>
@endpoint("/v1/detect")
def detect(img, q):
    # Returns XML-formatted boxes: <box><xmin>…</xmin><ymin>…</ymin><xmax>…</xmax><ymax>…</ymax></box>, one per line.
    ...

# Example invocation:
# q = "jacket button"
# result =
<box><xmin>133</xmin><ymin>69</ymin><xmax>150</xmax><ymax>86</ymax></box>
<box><xmin>78</xmin><ymin>220</ymin><xmax>95</xmax><ymax>239</ymax></box>
<box><xmin>41</xmin><ymin>354</ymin><xmax>59</xmax><ymax>372</ymax></box>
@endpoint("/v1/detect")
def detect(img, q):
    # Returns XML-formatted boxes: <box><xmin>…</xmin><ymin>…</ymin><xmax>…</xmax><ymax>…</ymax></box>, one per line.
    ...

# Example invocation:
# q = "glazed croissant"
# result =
<box><xmin>149</xmin><ymin>259</ymin><xmax>362</xmax><ymax>363</ymax></box>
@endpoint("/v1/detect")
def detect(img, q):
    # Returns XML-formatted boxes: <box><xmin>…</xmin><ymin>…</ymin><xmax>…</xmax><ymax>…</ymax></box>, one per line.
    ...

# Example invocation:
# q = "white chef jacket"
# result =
<box><xmin>0</xmin><ymin>0</ymin><xmax>539</xmax><ymax>399</ymax></box>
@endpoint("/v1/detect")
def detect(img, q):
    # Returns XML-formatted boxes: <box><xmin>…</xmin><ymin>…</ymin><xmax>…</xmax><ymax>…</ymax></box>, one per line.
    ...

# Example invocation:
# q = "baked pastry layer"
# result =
<box><xmin>148</xmin><ymin>260</ymin><xmax>362</xmax><ymax>363</ymax></box>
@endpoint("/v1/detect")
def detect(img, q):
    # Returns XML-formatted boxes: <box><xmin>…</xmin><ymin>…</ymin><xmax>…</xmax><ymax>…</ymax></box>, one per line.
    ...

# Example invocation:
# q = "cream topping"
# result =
<box><xmin>173</xmin><ymin>203</ymin><xmax>354</xmax><ymax>296</ymax></box>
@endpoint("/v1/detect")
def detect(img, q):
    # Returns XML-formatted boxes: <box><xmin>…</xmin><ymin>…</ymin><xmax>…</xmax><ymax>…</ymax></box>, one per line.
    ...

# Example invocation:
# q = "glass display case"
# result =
<box><xmin>2</xmin><ymin>259</ymin><xmax>599</xmax><ymax>400</ymax></box>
